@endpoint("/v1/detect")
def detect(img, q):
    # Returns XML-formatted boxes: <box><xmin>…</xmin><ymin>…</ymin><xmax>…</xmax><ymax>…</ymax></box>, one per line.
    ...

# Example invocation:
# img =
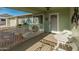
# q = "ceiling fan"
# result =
<box><xmin>38</xmin><ymin>7</ymin><xmax>52</xmax><ymax>13</ymax></box>
<box><xmin>45</xmin><ymin>7</ymin><xmax>52</xmax><ymax>13</ymax></box>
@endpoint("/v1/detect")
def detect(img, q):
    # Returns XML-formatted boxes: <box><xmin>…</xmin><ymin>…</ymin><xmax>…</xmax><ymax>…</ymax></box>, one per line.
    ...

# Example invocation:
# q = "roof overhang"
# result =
<box><xmin>9</xmin><ymin>7</ymin><xmax>71</xmax><ymax>14</ymax></box>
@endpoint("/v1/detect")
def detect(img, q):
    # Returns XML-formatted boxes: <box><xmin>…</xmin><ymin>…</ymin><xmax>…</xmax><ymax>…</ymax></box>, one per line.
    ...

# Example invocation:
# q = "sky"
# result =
<box><xmin>0</xmin><ymin>8</ymin><xmax>31</xmax><ymax>16</ymax></box>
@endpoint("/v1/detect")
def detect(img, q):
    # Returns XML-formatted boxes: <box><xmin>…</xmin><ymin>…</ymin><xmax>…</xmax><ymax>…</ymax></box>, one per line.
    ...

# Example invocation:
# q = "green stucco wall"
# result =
<box><xmin>44</xmin><ymin>8</ymin><xmax>71</xmax><ymax>32</ymax></box>
<box><xmin>59</xmin><ymin>8</ymin><xmax>71</xmax><ymax>31</ymax></box>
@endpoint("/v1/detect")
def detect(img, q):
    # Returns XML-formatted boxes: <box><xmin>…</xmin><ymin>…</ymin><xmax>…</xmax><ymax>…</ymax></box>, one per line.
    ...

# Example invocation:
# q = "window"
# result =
<box><xmin>33</xmin><ymin>16</ymin><xmax>39</xmax><ymax>24</ymax></box>
<box><xmin>1</xmin><ymin>19</ymin><xmax>6</xmax><ymax>21</ymax></box>
<box><xmin>26</xmin><ymin>17</ymin><xmax>32</xmax><ymax>24</ymax></box>
<box><xmin>0</xmin><ymin>19</ymin><xmax>6</xmax><ymax>25</ymax></box>
<box><xmin>33</xmin><ymin>15</ymin><xmax>43</xmax><ymax>24</ymax></box>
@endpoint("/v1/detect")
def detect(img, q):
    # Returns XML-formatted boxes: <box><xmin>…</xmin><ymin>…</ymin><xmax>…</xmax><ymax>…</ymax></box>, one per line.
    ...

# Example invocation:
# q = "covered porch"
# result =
<box><xmin>0</xmin><ymin>7</ymin><xmax>78</xmax><ymax>51</ymax></box>
<box><xmin>8</xmin><ymin>7</ymin><xmax>77</xmax><ymax>51</ymax></box>
<box><xmin>9</xmin><ymin>7</ymin><xmax>74</xmax><ymax>32</ymax></box>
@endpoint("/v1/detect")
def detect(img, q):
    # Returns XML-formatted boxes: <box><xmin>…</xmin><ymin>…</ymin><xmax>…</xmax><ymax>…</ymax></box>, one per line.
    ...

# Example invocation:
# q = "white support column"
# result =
<box><xmin>15</xmin><ymin>17</ymin><xmax>18</xmax><ymax>26</ymax></box>
<box><xmin>6</xmin><ymin>18</ymin><xmax>9</xmax><ymax>27</ymax></box>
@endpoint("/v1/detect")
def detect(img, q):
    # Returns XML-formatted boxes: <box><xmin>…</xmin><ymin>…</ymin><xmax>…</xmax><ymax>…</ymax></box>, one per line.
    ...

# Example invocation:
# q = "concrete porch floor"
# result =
<box><xmin>8</xmin><ymin>32</ymin><xmax>78</xmax><ymax>51</ymax></box>
<box><xmin>9</xmin><ymin>32</ymin><xmax>51</xmax><ymax>51</ymax></box>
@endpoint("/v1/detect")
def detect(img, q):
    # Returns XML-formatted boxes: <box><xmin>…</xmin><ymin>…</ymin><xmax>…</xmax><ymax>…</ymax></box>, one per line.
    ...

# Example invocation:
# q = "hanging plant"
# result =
<box><xmin>71</xmin><ymin>7</ymin><xmax>79</xmax><ymax>28</ymax></box>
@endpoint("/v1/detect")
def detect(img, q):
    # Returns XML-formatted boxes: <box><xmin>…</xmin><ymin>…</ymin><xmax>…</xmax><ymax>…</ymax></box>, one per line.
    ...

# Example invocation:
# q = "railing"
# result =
<box><xmin>0</xmin><ymin>32</ymin><xmax>25</xmax><ymax>51</ymax></box>
<box><xmin>0</xmin><ymin>26</ymin><xmax>43</xmax><ymax>50</ymax></box>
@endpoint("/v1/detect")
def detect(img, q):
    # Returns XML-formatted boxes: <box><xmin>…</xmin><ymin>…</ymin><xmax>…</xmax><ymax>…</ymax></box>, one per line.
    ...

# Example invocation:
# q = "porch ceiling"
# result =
<box><xmin>9</xmin><ymin>7</ymin><xmax>45</xmax><ymax>13</ymax></box>
<box><xmin>9</xmin><ymin>7</ymin><xmax>70</xmax><ymax>13</ymax></box>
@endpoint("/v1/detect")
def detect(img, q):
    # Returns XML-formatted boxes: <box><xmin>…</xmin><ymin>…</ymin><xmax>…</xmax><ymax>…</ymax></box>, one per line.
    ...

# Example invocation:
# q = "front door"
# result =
<box><xmin>49</xmin><ymin>15</ymin><xmax>58</xmax><ymax>31</ymax></box>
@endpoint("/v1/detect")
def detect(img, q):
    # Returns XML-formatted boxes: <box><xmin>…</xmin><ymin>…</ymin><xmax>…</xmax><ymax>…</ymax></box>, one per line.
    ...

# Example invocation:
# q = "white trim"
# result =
<box><xmin>49</xmin><ymin>13</ymin><xmax>59</xmax><ymax>32</ymax></box>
